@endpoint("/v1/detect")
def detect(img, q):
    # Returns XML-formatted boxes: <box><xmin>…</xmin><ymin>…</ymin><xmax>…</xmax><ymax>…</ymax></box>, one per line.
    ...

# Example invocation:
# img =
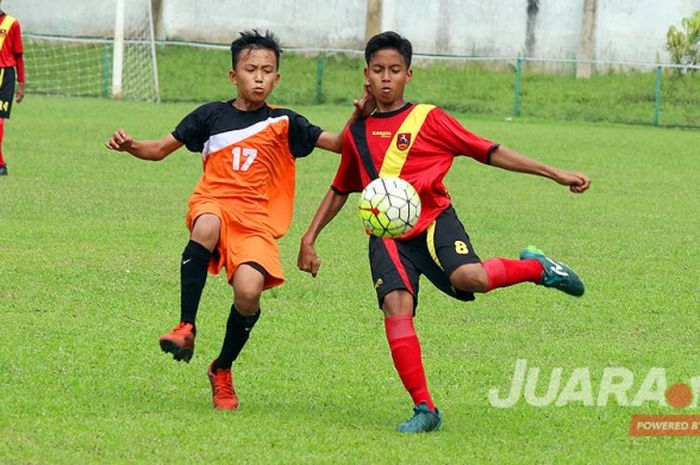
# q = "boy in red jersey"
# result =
<box><xmin>106</xmin><ymin>30</ymin><xmax>370</xmax><ymax>410</ymax></box>
<box><xmin>297</xmin><ymin>31</ymin><xmax>591</xmax><ymax>433</ymax></box>
<box><xmin>0</xmin><ymin>2</ymin><xmax>26</xmax><ymax>176</ymax></box>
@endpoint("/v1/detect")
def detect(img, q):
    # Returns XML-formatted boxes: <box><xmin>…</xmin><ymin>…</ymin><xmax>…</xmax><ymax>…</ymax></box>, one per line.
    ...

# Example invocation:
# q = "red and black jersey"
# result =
<box><xmin>173</xmin><ymin>100</ymin><xmax>322</xmax><ymax>238</ymax></box>
<box><xmin>0</xmin><ymin>13</ymin><xmax>24</xmax><ymax>82</ymax></box>
<box><xmin>333</xmin><ymin>103</ymin><xmax>498</xmax><ymax>240</ymax></box>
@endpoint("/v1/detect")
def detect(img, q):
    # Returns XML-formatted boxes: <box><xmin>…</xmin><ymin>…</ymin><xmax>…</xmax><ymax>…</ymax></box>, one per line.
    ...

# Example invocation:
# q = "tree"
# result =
<box><xmin>667</xmin><ymin>10</ymin><xmax>700</xmax><ymax>72</ymax></box>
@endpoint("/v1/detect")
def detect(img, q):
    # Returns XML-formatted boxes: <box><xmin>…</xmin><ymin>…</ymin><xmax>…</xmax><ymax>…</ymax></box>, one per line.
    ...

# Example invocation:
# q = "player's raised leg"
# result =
<box><xmin>208</xmin><ymin>262</ymin><xmax>264</xmax><ymax>410</ymax></box>
<box><xmin>449</xmin><ymin>251</ymin><xmax>584</xmax><ymax>297</ymax></box>
<box><xmin>159</xmin><ymin>214</ymin><xmax>219</xmax><ymax>362</ymax></box>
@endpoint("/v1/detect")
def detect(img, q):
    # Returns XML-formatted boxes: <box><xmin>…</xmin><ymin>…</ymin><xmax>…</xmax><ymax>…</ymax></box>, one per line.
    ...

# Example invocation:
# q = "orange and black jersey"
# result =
<box><xmin>173</xmin><ymin>100</ymin><xmax>323</xmax><ymax>238</ymax></box>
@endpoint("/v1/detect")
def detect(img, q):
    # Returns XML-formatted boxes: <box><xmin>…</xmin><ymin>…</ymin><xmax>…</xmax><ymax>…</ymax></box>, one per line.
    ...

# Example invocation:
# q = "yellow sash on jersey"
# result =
<box><xmin>0</xmin><ymin>15</ymin><xmax>17</xmax><ymax>53</ymax></box>
<box><xmin>378</xmin><ymin>104</ymin><xmax>435</xmax><ymax>177</ymax></box>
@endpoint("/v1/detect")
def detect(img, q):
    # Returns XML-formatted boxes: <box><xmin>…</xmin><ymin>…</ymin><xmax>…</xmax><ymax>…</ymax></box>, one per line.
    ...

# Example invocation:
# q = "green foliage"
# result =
<box><xmin>155</xmin><ymin>44</ymin><xmax>699</xmax><ymax>127</ymax></box>
<box><xmin>2</xmin><ymin>96</ymin><xmax>700</xmax><ymax>464</ymax></box>
<box><xmin>666</xmin><ymin>10</ymin><xmax>700</xmax><ymax>70</ymax></box>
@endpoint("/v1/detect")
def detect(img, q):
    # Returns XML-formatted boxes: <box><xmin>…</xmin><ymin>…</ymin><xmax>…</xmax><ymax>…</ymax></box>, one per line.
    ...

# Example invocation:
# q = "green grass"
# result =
<box><xmin>153</xmin><ymin>45</ymin><xmax>700</xmax><ymax>127</ymax></box>
<box><xmin>1</xmin><ymin>95</ymin><xmax>700</xmax><ymax>464</ymax></box>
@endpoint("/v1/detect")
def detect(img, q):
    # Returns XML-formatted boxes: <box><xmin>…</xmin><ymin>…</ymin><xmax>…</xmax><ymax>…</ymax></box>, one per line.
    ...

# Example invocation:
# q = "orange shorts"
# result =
<box><xmin>186</xmin><ymin>198</ymin><xmax>284</xmax><ymax>290</ymax></box>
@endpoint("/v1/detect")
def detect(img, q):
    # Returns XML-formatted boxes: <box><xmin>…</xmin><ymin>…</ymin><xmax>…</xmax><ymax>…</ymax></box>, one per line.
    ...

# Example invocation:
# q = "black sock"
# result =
<box><xmin>214</xmin><ymin>305</ymin><xmax>261</xmax><ymax>371</ymax></box>
<box><xmin>180</xmin><ymin>240</ymin><xmax>211</xmax><ymax>326</ymax></box>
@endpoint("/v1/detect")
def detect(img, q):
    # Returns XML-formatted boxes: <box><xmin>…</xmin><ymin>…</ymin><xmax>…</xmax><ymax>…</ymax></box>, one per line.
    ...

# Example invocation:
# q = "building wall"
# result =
<box><xmin>6</xmin><ymin>0</ymin><xmax>700</xmax><ymax>63</ymax></box>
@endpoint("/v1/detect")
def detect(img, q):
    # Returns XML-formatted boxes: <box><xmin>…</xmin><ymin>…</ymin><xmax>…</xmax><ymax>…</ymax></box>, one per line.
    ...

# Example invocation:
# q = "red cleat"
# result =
<box><xmin>208</xmin><ymin>360</ymin><xmax>239</xmax><ymax>410</ymax></box>
<box><xmin>158</xmin><ymin>322</ymin><xmax>195</xmax><ymax>362</ymax></box>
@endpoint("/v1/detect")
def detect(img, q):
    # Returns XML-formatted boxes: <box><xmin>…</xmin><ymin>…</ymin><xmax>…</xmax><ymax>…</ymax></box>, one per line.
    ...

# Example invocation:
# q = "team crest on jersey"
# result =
<box><xmin>396</xmin><ymin>133</ymin><xmax>411</xmax><ymax>151</ymax></box>
<box><xmin>0</xmin><ymin>29</ymin><xmax>6</xmax><ymax>38</ymax></box>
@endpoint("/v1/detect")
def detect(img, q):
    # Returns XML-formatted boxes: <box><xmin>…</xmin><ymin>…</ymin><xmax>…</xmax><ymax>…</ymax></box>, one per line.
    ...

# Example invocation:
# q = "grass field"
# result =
<box><xmin>1</xmin><ymin>95</ymin><xmax>700</xmax><ymax>464</ymax></box>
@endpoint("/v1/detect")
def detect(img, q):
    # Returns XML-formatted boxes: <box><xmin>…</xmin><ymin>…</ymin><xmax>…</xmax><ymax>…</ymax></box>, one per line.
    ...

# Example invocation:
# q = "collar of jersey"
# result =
<box><xmin>370</xmin><ymin>102</ymin><xmax>413</xmax><ymax>119</ymax></box>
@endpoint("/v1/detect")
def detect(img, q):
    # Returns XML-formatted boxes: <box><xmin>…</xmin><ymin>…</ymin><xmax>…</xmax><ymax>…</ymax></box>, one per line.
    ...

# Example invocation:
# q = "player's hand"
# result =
<box><xmin>554</xmin><ymin>170</ymin><xmax>591</xmax><ymax>193</ymax></box>
<box><xmin>353</xmin><ymin>83</ymin><xmax>376</xmax><ymax>118</ymax></box>
<box><xmin>15</xmin><ymin>82</ymin><xmax>25</xmax><ymax>103</ymax></box>
<box><xmin>297</xmin><ymin>239</ymin><xmax>321</xmax><ymax>278</ymax></box>
<box><xmin>105</xmin><ymin>129</ymin><xmax>134</xmax><ymax>151</ymax></box>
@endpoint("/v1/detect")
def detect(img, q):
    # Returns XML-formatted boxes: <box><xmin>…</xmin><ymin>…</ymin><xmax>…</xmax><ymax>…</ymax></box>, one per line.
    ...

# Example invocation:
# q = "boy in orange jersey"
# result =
<box><xmin>106</xmin><ymin>30</ymin><xmax>371</xmax><ymax>410</ymax></box>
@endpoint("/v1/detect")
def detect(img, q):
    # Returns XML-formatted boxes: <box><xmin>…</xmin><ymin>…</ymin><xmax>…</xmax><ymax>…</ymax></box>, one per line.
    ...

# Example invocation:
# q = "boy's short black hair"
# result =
<box><xmin>365</xmin><ymin>31</ymin><xmax>412</xmax><ymax>68</ymax></box>
<box><xmin>230</xmin><ymin>29</ymin><xmax>283</xmax><ymax>69</ymax></box>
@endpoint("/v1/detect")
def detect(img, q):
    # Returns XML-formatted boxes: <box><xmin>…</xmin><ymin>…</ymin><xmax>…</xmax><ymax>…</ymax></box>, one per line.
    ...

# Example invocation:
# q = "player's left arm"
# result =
<box><xmin>315</xmin><ymin>86</ymin><xmax>375</xmax><ymax>153</ymax></box>
<box><xmin>298</xmin><ymin>188</ymin><xmax>349</xmax><ymax>277</ymax></box>
<box><xmin>490</xmin><ymin>145</ymin><xmax>591</xmax><ymax>193</ymax></box>
<box><xmin>15</xmin><ymin>56</ymin><xmax>25</xmax><ymax>103</ymax></box>
<box><xmin>14</xmin><ymin>22</ymin><xmax>25</xmax><ymax>103</ymax></box>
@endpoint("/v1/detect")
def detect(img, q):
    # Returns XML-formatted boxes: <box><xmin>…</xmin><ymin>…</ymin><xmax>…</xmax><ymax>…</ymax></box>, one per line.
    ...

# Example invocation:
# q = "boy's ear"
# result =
<box><xmin>406</xmin><ymin>68</ymin><xmax>413</xmax><ymax>83</ymax></box>
<box><xmin>228</xmin><ymin>69</ymin><xmax>237</xmax><ymax>85</ymax></box>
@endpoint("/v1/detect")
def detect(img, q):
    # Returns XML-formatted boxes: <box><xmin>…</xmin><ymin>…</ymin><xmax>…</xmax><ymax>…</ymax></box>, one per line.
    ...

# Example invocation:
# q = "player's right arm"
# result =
<box><xmin>298</xmin><ymin>188</ymin><xmax>349</xmax><ymax>278</ymax></box>
<box><xmin>105</xmin><ymin>129</ymin><xmax>183</xmax><ymax>161</ymax></box>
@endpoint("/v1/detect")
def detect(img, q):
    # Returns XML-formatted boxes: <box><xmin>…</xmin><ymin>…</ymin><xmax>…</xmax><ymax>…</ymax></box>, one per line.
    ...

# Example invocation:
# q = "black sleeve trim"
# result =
<box><xmin>330</xmin><ymin>184</ymin><xmax>352</xmax><ymax>196</ymax></box>
<box><xmin>486</xmin><ymin>144</ymin><xmax>500</xmax><ymax>165</ymax></box>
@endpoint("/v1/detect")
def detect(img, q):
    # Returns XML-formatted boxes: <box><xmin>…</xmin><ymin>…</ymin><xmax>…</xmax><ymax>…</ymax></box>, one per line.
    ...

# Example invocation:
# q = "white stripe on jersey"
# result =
<box><xmin>201</xmin><ymin>115</ymin><xmax>289</xmax><ymax>160</ymax></box>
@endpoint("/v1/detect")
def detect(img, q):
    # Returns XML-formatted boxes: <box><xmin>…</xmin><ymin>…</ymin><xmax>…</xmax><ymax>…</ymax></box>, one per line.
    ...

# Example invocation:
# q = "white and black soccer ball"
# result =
<box><xmin>358</xmin><ymin>177</ymin><xmax>422</xmax><ymax>238</ymax></box>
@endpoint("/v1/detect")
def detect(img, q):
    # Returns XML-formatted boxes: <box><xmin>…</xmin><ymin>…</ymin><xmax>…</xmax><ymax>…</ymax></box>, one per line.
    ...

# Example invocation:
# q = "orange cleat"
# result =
<box><xmin>208</xmin><ymin>360</ymin><xmax>239</xmax><ymax>410</ymax></box>
<box><xmin>158</xmin><ymin>322</ymin><xmax>195</xmax><ymax>362</ymax></box>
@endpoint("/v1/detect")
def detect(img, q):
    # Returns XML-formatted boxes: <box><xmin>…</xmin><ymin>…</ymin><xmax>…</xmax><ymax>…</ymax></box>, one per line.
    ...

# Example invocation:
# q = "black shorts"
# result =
<box><xmin>0</xmin><ymin>67</ymin><xmax>16</xmax><ymax>119</ymax></box>
<box><xmin>368</xmin><ymin>205</ymin><xmax>482</xmax><ymax>310</ymax></box>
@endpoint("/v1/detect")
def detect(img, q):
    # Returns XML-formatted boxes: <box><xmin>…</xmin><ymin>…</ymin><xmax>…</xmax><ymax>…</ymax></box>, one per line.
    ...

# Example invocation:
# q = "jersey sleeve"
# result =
<box><xmin>286</xmin><ymin>111</ymin><xmax>323</xmax><ymax>158</ymax></box>
<box><xmin>428</xmin><ymin>107</ymin><xmax>499</xmax><ymax>164</ymax></box>
<box><xmin>11</xmin><ymin>21</ymin><xmax>24</xmax><ymax>82</ymax></box>
<box><xmin>331</xmin><ymin>128</ymin><xmax>364</xmax><ymax>194</ymax></box>
<box><xmin>11</xmin><ymin>21</ymin><xmax>23</xmax><ymax>54</ymax></box>
<box><xmin>172</xmin><ymin>104</ymin><xmax>209</xmax><ymax>153</ymax></box>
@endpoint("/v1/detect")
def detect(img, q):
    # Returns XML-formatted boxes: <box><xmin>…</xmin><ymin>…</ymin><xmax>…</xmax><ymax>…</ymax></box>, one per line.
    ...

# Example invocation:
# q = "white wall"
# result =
<box><xmin>161</xmin><ymin>0</ymin><xmax>366</xmax><ymax>47</ymax></box>
<box><xmin>6</xmin><ymin>0</ymin><xmax>700</xmax><ymax>63</ymax></box>
<box><xmin>381</xmin><ymin>0</ymin><xmax>700</xmax><ymax>63</ymax></box>
<box><xmin>597</xmin><ymin>0</ymin><xmax>700</xmax><ymax>62</ymax></box>
<box><xmin>5</xmin><ymin>0</ymin><xmax>156</xmax><ymax>37</ymax></box>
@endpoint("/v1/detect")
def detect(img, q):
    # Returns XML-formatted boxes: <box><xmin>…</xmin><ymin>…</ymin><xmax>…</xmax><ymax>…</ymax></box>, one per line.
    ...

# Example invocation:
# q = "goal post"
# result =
<box><xmin>24</xmin><ymin>0</ymin><xmax>160</xmax><ymax>102</ymax></box>
<box><xmin>112</xmin><ymin>0</ymin><xmax>125</xmax><ymax>98</ymax></box>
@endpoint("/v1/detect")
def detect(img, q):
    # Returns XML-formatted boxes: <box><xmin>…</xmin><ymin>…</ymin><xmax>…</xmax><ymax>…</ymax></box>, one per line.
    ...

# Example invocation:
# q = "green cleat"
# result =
<box><xmin>397</xmin><ymin>402</ymin><xmax>442</xmax><ymax>433</ymax></box>
<box><xmin>519</xmin><ymin>245</ymin><xmax>585</xmax><ymax>297</ymax></box>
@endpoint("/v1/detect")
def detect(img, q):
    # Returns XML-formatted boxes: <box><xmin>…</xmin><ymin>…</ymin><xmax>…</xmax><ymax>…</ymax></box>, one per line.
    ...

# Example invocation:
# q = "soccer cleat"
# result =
<box><xmin>158</xmin><ymin>322</ymin><xmax>195</xmax><ymax>362</ymax></box>
<box><xmin>0</xmin><ymin>164</ymin><xmax>7</xmax><ymax>176</ymax></box>
<box><xmin>397</xmin><ymin>402</ymin><xmax>442</xmax><ymax>433</ymax></box>
<box><xmin>519</xmin><ymin>245</ymin><xmax>585</xmax><ymax>297</ymax></box>
<box><xmin>208</xmin><ymin>360</ymin><xmax>239</xmax><ymax>410</ymax></box>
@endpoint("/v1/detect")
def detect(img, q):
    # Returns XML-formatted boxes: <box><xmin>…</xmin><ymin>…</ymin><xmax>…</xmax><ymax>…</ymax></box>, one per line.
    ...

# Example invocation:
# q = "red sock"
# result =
<box><xmin>0</xmin><ymin>118</ymin><xmax>5</xmax><ymax>166</ymax></box>
<box><xmin>482</xmin><ymin>258</ymin><xmax>544</xmax><ymax>291</ymax></box>
<box><xmin>384</xmin><ymin>315</ymin><xmax>435</xmax><ymax>411</ymax></box>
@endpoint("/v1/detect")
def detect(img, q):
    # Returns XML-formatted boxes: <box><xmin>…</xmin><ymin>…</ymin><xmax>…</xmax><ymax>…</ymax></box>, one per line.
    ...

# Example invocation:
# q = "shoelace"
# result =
<box><xmin>172</xmin><ymin>323</ymin><xmax>192</xmax><ymax>333</ymax></box>
<box><xmin>213</xmin><ymin>370</ymin><xmax>235</xmax><ymax>398</ymax></box>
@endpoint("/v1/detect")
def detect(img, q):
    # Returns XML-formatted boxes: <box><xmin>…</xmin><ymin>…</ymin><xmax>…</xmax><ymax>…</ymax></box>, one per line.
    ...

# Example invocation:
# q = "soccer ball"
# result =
<box><xmin>358</xmin><ymin>177</ymin><xmax>421</xmax><ymax>238</ymax></box>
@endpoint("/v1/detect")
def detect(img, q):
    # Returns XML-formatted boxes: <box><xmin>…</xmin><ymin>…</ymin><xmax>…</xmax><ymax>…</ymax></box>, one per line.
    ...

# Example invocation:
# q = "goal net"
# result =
<box><xmin>23</xmin><ymin>0</ymin><xmax>159</xmax><ymax>102</ymax></box>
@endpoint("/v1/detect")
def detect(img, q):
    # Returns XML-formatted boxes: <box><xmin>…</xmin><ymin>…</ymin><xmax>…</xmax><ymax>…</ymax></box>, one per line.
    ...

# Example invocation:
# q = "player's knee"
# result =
<box><xmin>450</xmin><ymin>264</ymin><xmax>488</xmax><ymax>293</ymax></box>
<box><xmin>232</xmin><ymin>265</ymin><xmax>265</xmax><ymax>314</ymax></box>
<box><xmin>381</xmin><ymin>290</ymin><xmax>414</xmax><ymax>317</ymax></box>
<box><xmin>191</xmin><ymin>214</ymin><xmax>220</xmax><ymax>250</ymax></box>
<box><xmin>233</xmin><ymin>287</ymin><xmax>262</xmax><ymax>315</ymax></box>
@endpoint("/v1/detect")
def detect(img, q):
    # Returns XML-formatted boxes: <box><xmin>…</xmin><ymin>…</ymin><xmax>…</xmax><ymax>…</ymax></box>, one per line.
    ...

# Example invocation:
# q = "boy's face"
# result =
<box><xmin>229</xmin><ymin>48</ymin><xmax>280</xmax><ymax>106</ymax></box>
<box><xmin>364</xmin><ymin>48</ymin><xmax>412</xmax><ymax>109</ymax></box>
